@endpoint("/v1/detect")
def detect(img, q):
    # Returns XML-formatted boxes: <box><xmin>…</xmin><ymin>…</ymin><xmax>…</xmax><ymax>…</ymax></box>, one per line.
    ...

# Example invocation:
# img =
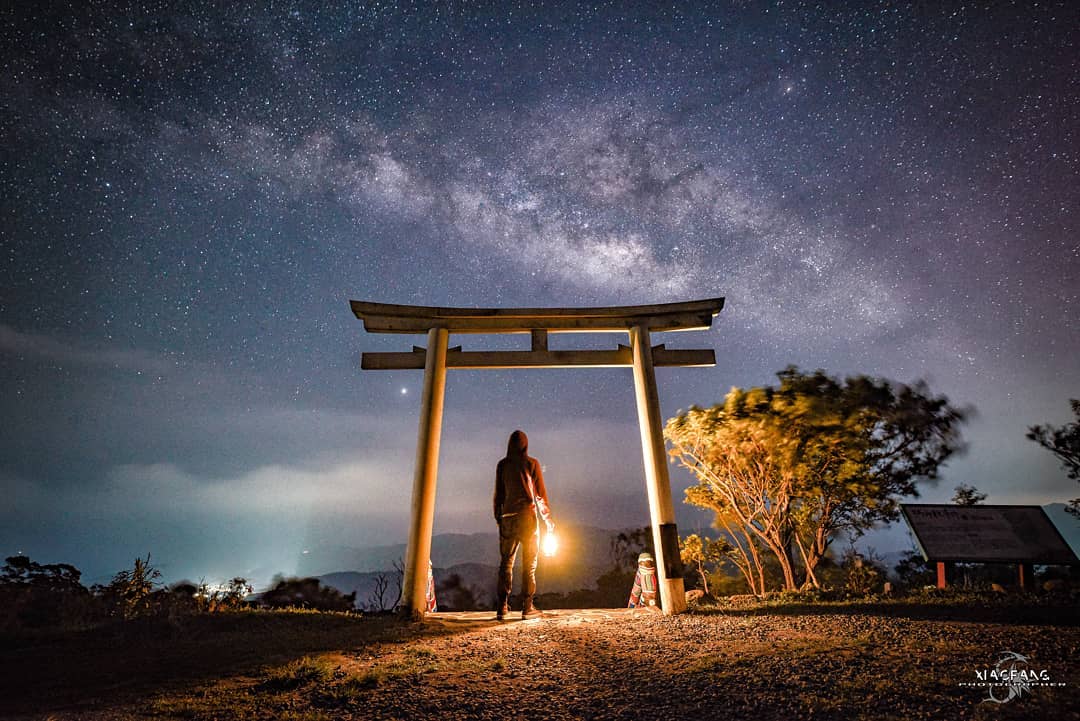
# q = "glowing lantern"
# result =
<box><xmin>542</xmin><ymin>530</ymin><xmax>559</xmax><ymax>557</ymax></box>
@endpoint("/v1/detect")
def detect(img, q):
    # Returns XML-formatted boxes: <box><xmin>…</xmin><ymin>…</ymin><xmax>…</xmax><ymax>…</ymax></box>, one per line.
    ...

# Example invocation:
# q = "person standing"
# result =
<box><xmin>493</xmin><ymin>429</ymin><xmax>554</xmax><ymax>620</ymax></box>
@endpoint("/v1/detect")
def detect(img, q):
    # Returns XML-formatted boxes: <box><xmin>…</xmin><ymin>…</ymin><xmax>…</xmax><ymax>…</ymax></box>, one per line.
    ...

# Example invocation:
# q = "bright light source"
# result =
<box><xmin>400</xmin><ymin>387</ymin><xmax>408</xmax><ymax>395</ymax></box>
<box><xmin>542</xmin><ymin>531</ymin><xmax>558</xmax><ymax>557</ymax></box>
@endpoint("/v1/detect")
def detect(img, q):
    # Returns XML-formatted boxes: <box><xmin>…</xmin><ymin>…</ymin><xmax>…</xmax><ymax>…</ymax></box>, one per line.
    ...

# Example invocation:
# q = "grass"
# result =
<box><xmin>261</xmin><ymin>656</ymin><xmax>336</xmax><ymax>691</ymax></box>
<box><xmin>0</xmin><ymin>609</ymin><xmax>453</xmax><ymax>717</ymax></box>
<box><xmin>692</xmin><ymin>588</ymin><xmax>1080</xmax><ymax>625</ymax></box>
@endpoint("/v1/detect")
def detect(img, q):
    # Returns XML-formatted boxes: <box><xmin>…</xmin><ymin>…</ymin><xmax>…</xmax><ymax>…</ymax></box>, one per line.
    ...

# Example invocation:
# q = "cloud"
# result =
<box><xmin>0</xmin><ymin>324</ymin><xmax>175</xmax><ymax>374</ymax></box>
<box><xmin>105</xmin><ymin>456</ymin><xmax>410</xmax><ymax>515</ymax></box>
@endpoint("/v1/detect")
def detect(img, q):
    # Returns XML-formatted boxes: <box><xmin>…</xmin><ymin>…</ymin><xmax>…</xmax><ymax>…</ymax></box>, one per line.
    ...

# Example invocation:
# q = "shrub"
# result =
<box><xmin>260</xmin><ymin>577</ymin><xmax>356</xmax><ymax>612</ymax></box>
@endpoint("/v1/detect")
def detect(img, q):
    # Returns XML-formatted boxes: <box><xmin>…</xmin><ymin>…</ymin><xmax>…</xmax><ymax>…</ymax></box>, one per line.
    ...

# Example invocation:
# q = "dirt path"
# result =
<box><xmin>309</xmin><ymin>608</ymin><xmax>1079</xmax><ymax>721</ymax></box>
<box><xmin>6</xmin><ymin>607</ymin><xmax>1078</xmax><ymax>720</ymax></box>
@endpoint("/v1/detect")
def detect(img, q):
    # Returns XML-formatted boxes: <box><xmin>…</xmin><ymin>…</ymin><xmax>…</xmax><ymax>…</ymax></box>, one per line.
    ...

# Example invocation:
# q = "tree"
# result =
<box><xmin>839</xmin><ymin>546</ymin><xmax>887</xmax><ymax>597</ymax></box>
<box><xmin>220</xmin><ymin>577</ymin><xmax>253</xmax><ymax>609</ymax></box>
<box><xmin>260</xmin><ymin>576</ymin><xmax>356</xmax><ymax>611</ymax></box>
<box><xmin>1</xmin><ymin>555</ymin><xmax>84</xmax><ymax>593</ymax></box>
<box><xmin>679</xmin><ymin>534</ymin><xmax>728</xmax><ymax>596</ymax></box>
<box><xmin>104</xmin><ymin>554</ymin><xmax>162</xmax><ymax>619</ymax></box>
<box><xmin>0</xmin><ymin>556</ymin><xmax>93</xmax><ymax>629</ymax></box>
<box><xmin>608</xmin><ymin>528</ymin><xmax>652</xmax><ymax>571</ymax></box>
<box><xmin>434</xmin><ymin>573</ymin><xmax>478</xmax><ymax>611</ymax></box>
<box><xmin>893</xmin><ymin>549</ymin><xmax>934</xmax><ymax>589</ymax></box>
<box><xmin>952</xmin><ymin>483</ymin><xmax>987</xmax><ymax>506</ymax></box>
<box><xmin>1028</xmin><ymin>399</ymin><xmax>1080</xmax><ymax>516</ymax></box>
<box><xmin>666</xmin><ymin>367</ymin><xmax>967</xmax><ymax>592</ymax></box>
<box><xmin>685</xmin><ymin>491</ymin><xmax>770</xmax><ymax>596</ymax></box>
<box><xmin>668</xmin><ymin>392</ymin><xmax>802</xmax><ymax>590</ymax></box>
<box><xmin>368</xmin><ymin>573</ymin><xmax>393</xmax><ymax>612</ymax></box>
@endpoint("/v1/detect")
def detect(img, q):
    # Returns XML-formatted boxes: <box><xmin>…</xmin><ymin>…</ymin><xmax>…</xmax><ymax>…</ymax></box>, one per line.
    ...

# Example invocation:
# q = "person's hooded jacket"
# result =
<box><xmin>493</xmin><ymin>430</ymin><xmax>550</xmax><ymax>520</ymax></box>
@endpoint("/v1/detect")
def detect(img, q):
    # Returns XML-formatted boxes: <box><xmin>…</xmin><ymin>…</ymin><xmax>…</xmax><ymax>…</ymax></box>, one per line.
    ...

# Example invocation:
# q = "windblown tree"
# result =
<box><xmin>671</xmin><ymin>391</ymin><xmax>802</xmax><ymax>591</ymax></box>
<box><xmin>665</xmin><ymin>367</ymin><xmax>967</xmax><ymax>592</ymax></box>
<box><xmin>683</xmin><ymin>495</ymin><xmax>770</xmax><ymax>596</ymax></box>
<box><xmin>1027</xmin><ymin>399</ymin><xmax>1080</xmax><ymax>516</ymax></box>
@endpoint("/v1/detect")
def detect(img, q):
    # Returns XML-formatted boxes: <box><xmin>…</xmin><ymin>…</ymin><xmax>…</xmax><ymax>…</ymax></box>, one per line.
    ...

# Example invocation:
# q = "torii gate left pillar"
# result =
<box><xmin>403</xmin><ymin>327</ymin><xmax>449</xmax><ymax>619</ymax></box>
<box><xmin>351</xmin><ymin>299</ymin><xmax>724</xmax><ymax>619</ymax></box>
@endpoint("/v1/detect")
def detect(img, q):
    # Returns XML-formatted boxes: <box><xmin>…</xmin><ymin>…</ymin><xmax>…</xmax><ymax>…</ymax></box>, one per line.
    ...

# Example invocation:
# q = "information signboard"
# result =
<box><xmin>901</xmin><ymin>504</ymin><xmax>1078</xmax><ymax>565</ymax></box>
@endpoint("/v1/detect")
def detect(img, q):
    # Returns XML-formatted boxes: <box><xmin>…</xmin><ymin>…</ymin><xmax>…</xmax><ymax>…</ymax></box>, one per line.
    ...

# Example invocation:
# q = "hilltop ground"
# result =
<box><xmin>1</xmin><ymin>600</ymin><xmax>1077</xmax><ymax>721</ymax></box>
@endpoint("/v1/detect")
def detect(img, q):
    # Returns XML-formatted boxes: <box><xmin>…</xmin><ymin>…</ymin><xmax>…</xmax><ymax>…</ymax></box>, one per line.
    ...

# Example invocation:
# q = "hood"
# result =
<box><xmin>507</xmin><ymin>429</ymin><xmax>528</xmax><ymax>457</ymax></box>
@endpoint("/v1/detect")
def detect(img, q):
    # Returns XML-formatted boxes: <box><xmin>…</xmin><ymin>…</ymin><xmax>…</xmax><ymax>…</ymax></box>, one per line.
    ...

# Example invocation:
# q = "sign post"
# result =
<box><xmin>901</xmin><ymin>504</ymin><xmax>1079</xmax><ymax>590</ymax></box>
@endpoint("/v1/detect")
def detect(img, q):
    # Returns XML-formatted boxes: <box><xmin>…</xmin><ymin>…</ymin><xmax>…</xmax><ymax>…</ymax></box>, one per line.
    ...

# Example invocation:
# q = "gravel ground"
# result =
<box><xmin>7</xmin><ymin>606</ymin><xmax>1077</xmax><ymax>720</ymax></box>
<box><xmin>326</xmin><ymin>607</ymin><xmax>1079</xmax><ymax>721</ymax></box>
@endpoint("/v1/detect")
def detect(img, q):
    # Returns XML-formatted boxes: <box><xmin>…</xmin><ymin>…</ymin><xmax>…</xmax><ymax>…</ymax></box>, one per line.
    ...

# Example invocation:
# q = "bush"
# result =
<box><xmin>839</xmin><ymin>548</ymin><xmax>887</xmax><ymax>598</ymax></box>
<box><xmin>260</xmin><ymin>577</ymin><xmax>357</xmax><ymax>612</ymax></box>
<box><xmin>97</xmin><ymin>555</ymin><xmax>162</xmax><ymax>620</ymax></box>
<box><xmin>892</xmin><ymin>549</ymin><xmax>935</xmax><ymax>590</ymax></box>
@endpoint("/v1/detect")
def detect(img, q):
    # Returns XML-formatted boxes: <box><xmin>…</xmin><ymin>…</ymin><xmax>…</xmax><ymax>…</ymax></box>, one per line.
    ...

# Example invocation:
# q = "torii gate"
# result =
<box><xmin>350</xmin><ymin>298</ymin><xmax>725</xmax><ymax>618</ymax></box>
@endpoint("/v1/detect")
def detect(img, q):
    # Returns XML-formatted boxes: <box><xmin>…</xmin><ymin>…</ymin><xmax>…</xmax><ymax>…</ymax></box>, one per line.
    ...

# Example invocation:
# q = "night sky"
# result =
<box><xmin>2</xmin><ymin>2</ymin><xmax>1078</xmax><ymax>586</ymax></box>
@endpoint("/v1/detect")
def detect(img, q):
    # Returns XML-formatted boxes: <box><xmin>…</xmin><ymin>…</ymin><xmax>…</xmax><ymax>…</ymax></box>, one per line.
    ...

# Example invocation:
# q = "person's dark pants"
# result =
<box><xmin>497</xmin><ymin>511</ymin><xmax>539</xmax><ymax>607</ymax></box>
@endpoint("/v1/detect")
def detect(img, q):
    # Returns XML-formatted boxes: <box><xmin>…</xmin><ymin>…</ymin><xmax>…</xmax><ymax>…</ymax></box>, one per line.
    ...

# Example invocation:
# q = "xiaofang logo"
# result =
<box><xmin>959</xmin><ymin>651</ymin><xmax>1066</xmax><ymax>704</ymax></box>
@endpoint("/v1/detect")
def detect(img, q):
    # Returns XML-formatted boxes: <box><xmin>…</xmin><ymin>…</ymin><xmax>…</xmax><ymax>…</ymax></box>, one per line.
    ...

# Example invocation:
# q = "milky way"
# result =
<box><xmin>1</xmin><ymin>2</ymin><xmax>1077</xmax><ymax>584</ymax></box>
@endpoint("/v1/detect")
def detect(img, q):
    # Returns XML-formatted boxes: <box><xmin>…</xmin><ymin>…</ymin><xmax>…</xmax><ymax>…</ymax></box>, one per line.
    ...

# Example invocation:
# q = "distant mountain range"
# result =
<box><xmin>297</xmin><ymin>523</ymin><xmax>631</xmax><ymax>576</ymax></box>
<box><xmin>301</xmin><ymin>524</ymin><xmax>637</xmax><ymax>609</ymax></box>
<box><xmin>307</xmin><ymin>506</ymin><xmax>1080</xmax><ymax>609</ymax></box>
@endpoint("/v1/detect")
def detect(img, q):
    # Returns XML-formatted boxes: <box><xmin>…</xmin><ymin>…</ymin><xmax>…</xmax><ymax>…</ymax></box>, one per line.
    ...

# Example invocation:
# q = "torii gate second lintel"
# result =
<box><xmin>351</xmin><ymin>298</ymin><xmax>725</xmax><ymax>618</ymax></box>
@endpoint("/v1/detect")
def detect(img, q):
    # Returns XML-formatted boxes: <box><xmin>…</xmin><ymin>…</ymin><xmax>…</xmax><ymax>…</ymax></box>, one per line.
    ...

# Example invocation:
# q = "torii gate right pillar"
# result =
<box><xmin>630</xmin><ymin>323</ymin><xmax>687</xmax><ymax>614</ymax></box>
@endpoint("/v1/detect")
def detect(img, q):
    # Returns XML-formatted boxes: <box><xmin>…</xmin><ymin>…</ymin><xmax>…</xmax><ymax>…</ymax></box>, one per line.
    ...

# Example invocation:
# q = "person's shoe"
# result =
<box><xmin>496</xmin><ymin>602</ymin><xmax>509</xmax><ymax>621</ymax></box>
<box><xmin>521</xmin><ymin>599</ymin><xmax>542</xmax><ymax>620</ymax></box>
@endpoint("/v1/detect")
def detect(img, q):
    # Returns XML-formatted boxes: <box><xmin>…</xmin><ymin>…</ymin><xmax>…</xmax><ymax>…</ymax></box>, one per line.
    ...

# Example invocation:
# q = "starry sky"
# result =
<box><xmin>2</xmin><ymin>2</ymin><xmax>1078</xmax><ymax>586</ymax></box>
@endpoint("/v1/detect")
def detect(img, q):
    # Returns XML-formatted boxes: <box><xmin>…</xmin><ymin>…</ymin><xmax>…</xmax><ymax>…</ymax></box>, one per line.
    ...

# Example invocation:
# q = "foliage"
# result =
<box><xmin>184</xmin><ymin>577</ymin><xmax>254</xmax><ymax>613</ymax></box>
<box><xmin>1</xmin><ymin>555</ymin><xmax>84</xmax><ymax>592</ymax></box>
<box><xmin>0</xmin><ymin>555</ymin><xmax>96</xmax><ymax>629</ymax></box>
<box><xmin>100</xmin><ymin>554</ymin><xmax>163</xmax><ymax>620</ymax></box>
<box><xmin>608</xmin><ymin>527</ymin><xmax>652</xmax><ymax>571</ymax></box>
<box><xmin>666</xmin><ymin>366</ymin><xmax>967</xmax><ymax>593</ymax></box>
<box><xmin>260</xmin><ymin>576</ymin><xmax>357</xmax><ymax>612</ymax></box>
<box><xmin>679</xmin><ymin>534</ymin><xmax>729</xmax><ymax>596</ymax></box>
<box><xmin>1028</xmin><ymin>399</ymin><xmax>1080</xmax><ymax>516</ymax></box>
<box><xmin>433</xmin><ymin>573</ymin><xmax>481</xmax><ymax>611</ymax></box>
<box><xmin>892</xmin><ymin>549</ymin><xmax>935</xmax><ymax>589</ymax></box>
<box><xmin>951</xmin><ymin>483</ymin><xmax>986</xmax><ymax>506</ymax></box>
<box><xmin>839</xmin><ymin>547</ymin><xmax>887</xmax><ymax>597</ymax></box>
<box><xmin>215</xmin><ymin>577</ymin><xmax>255</xmax><ymax>610</ymax></box>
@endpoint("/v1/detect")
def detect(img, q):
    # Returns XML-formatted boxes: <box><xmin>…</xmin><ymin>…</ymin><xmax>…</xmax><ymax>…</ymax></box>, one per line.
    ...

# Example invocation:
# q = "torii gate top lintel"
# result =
<box><xmin>352</xmin><ymin>297</ymin><xmax>724</xmax><ymax>618</ymax></box>
<box><xmin>349</xmin><ymin>297</ymin><xmax>725</xmax><ymax>334</ymax></box>
<box><xmin>352</xmin><ymin>298</ymin><xmax>725</xmax><ymax>371</ymax></box>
